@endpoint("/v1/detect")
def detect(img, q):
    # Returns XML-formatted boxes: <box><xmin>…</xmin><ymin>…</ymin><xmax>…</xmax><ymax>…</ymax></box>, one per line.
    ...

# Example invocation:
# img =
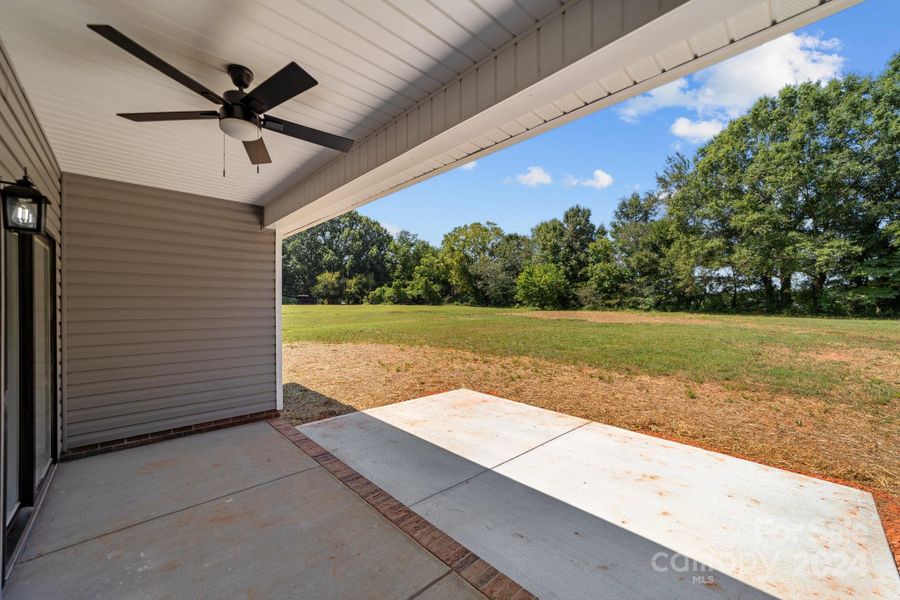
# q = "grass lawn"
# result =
<box><xmin>282</xmin><ymin>305</ymin><xmax>899</xmax><ymax>497</ymax></box>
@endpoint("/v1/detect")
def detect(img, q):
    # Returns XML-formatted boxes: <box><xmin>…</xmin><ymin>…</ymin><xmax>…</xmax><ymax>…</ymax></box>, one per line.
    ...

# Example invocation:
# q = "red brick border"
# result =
<box><xmin>267</xmin><ymin>418</ymin><xmax>538</xmax><ymax>600</ymax></box>
<box><xmin>62</xmin><ymin>409</ymin><xmax>281</xmax><ymax>461</ymax></box>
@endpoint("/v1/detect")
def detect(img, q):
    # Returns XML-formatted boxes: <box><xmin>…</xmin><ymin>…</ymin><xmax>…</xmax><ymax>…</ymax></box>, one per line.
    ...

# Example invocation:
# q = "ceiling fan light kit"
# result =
<box><xmin>218</xmin><ymin>105</ymin><xmax>261</xmax><ymax>142</ymax></box>
<box><xmin>87</xmin><ymin>25</ymin><xmax>354</xmax><ymax>166</ymax></box>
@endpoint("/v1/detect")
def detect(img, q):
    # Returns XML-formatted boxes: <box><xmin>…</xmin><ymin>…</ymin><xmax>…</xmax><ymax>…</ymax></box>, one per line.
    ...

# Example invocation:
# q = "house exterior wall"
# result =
<box><xmin>61</xmin><ymin>173</ymin><xmax>277</xmax><ymax>449</ymax></box>
<box><xmin>1</xmin><ymin>40</ymin><xmax>63</xmax><ymax>568</ymax></box>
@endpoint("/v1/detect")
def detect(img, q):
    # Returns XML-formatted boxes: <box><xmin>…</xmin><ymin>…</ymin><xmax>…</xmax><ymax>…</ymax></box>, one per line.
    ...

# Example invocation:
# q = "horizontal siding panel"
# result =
<box><xmin>65</xmin><ymin>295</ymin><xmax>275</xmax><ymax>311</ymax></box>
<box><xmin>66</xmin><ymin>401</ymin><xmax>276</xmax><ymax>447</ymax></box>
<box><xmin>65</xmin><ymin>214</ymin><xmax>269</xmax><ymax>247</ymax></box>
<box><xmin>65</xmin><ymin>327</ymin><xmax>274</xmax><ymax>348</ymax></box>
<box><xmin>67</xmin><ymin>306</ymin><xmax>275</xmax><ymax>322</ymax></box>
<box><xmin>65</xmin><ymin>259</ymin><xmax>275</xmax><ymax>281</ymax></box>
<box><xmin>68</xmin><ymin>344</ymin><xmax>275</xmax><ymax>373</ymax></box>
<box><xmin>67</xmin><ymin>335</ymin><xmax>276</xmax><ymax>361</ymax></box>
<box><xmin>67</xmin><ymin>373</ymin><xmax>276</xmax><ymax>411</ymax></box>
<box><xmin>65</xmin><ymin>271</ymin><xmax>272</xmax><ymax>290</ymax></box>
<box><xmin>64</xmin><ymin>236</ymin><xmax>273</xmax><ymax>263</ymax></box>
<box><xmin>64</xmin><ymin>284</ymin><xmax>273</xmax><ymax>301</ymax></box>
<box><xmin>66</xmin><ymin>318</ymin><xmax>275</xmax><ymax>335</ymax></box>
<box><xmin>67</xmin><ymin>354</ymin><xmax>275</xmax><ymax>386</ymax></box>
<box><xmin>63</xmin><ymin>174</ymin><xmax>277</xmax><ymax>449</ymax></box>
<box><xmin>68</xmin><ymin>392</ymin><xmax>277</xmax><ymax>431</ymax></box>
<box><xmin>64</xmin><ymin>221</ymin><xmax>272</xmax><ymax>256</ymax></box>
<box><xmin>65</xmin><ymin>194</ymin><xmax>262</xmax><ymax>232</ymax></box>
<box><xmin>68</xmin><ymin>385</ymin><xmax>276</xmax><ymax>424</ymax></box>
<box><xmin>67</xmin><ymin>363</ymin><xmax>275</xmax><ymax>398</ymax></box>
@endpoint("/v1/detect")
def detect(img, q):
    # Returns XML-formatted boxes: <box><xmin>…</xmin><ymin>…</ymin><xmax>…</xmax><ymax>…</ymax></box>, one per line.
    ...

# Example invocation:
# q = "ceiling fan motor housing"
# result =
<box><xmin>218</xmin><ymin>103</ymin><xmax>261</xmax><ymax>141</ymax></box>
<box><xmin>227</xmin><ymin>64</ymin><xmax>254</xmax><ymax>90</ymax></box>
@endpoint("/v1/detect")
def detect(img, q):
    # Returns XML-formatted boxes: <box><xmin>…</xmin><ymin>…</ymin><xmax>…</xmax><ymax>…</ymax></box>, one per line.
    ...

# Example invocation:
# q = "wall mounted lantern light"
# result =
<box><xmin>1</xmin><ymin>169</ymin><xmax>50</xmax><ymax>235</ymax></box>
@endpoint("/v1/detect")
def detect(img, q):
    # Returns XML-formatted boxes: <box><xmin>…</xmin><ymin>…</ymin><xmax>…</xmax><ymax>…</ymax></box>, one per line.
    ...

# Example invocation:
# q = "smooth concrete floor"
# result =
<box><xmin>6</xmin><ymin>422</ymin><xmax>487</xmax><ymax>600</ymax></box>
<box><xmin>301</xmin><ymin>389</ymin><xmax>900</xmax><ymax>600</ymax></box>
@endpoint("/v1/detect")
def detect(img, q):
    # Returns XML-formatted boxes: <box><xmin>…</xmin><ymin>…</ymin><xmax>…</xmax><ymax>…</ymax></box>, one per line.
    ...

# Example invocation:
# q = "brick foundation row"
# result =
<box><xmin>62</xmin><ymin>409</ymin><xmax>281</xmax><ymax>460</ymax></box>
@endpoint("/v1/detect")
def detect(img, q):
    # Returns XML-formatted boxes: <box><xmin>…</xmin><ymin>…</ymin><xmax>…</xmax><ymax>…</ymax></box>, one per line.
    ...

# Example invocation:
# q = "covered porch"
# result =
<box><xmin>0</xmin><ymin>0</ymin><xmax>890</xmax><ymax>598</ymax></box>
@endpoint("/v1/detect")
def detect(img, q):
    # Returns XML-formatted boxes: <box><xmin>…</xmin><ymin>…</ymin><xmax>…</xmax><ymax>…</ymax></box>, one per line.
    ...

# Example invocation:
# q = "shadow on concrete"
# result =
<box><xmin>299</xmin><ymin>405</ymin><xmax>789</xmax><ymax>600</ymax></box>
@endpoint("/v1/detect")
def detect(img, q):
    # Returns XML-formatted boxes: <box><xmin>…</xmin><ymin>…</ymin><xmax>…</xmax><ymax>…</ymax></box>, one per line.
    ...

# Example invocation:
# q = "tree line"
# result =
<box><xmin>283</xmin><ymin>55</ymin><xmax>899</xmax><ymax>316</ymax></box>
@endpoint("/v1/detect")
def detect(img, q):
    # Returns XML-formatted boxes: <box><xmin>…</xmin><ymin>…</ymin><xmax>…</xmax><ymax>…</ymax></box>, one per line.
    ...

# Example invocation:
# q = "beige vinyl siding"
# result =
<box><xmin>0</xmin><ymin>39</ymin><xmax>63</xmax><ymax>455</ymax></box>
<box><xmin>62</xmin><ymin>173</ymin><xmax>276</xmax><ymax>449</ymax></box>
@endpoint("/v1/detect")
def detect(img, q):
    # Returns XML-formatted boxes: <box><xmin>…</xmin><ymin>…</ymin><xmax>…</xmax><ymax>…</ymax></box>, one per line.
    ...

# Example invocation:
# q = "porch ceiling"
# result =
<box><xmin>0</xmin><ymin>0</ymin><xmax>859</xmax><ymax>226</ymax></box>
<box><xmin>0</xmin><ymin>0</ymin><xmax>555</xmax><ymax>204</ymax></box>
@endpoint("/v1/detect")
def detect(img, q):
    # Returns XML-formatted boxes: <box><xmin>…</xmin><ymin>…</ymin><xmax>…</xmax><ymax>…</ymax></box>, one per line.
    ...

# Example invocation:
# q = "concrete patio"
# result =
<box><xmin>4</xmin><ymin>422</ymin><xmax>489</xmax><ymax>600</ymax></box>
<box><xmin>301</xmin><ymin>389</ymin><xmax>900</xmax><ymax>600</ymax></box>
<box><xmin>6</xmin><ymin>390</ymin><xmax>898</xmax><ymax>599</ymax></box>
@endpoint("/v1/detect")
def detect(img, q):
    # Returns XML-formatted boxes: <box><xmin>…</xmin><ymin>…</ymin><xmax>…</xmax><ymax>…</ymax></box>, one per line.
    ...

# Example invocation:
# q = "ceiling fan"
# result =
<box><xmin>87</xmin><ymin>24</ymin><xmax>354</xmax><ymax>166</ymax></box>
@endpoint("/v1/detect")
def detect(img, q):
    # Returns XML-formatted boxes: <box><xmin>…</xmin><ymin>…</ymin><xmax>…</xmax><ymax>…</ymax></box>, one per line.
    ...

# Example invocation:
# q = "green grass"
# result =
<box><xmin>282</xmin><ymin>304</ymin><xmax>899</xmax><ymax>407</ymax></box>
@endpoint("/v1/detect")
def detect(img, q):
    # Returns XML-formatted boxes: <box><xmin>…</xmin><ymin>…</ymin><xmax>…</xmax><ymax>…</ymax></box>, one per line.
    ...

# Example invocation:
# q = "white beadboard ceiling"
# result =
<box><xmin>0</xmin><ymin>0</ymin><xmax>562</xmax><ymax>204</ymax></box>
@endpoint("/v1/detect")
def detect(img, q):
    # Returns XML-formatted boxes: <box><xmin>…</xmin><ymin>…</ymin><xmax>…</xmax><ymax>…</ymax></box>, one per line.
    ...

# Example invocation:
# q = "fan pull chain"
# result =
<box><xmin>222</xmin><ymin>133</ymin><xmax>226</xmax><ymax>178</ymax></box>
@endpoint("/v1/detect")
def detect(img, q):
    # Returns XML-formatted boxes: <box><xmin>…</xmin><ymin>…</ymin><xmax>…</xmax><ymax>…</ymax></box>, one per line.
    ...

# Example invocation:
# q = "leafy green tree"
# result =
<box><xmin>312</xmin><ymin>271</ymin><xmax>344</xmax><ymax>304</ymax></box>
<box><xmin>582</xmin><ymin>236</ymin><xmax>628</xmax><ymax>308</ymax></box>
<box><xmin>388</xmin><ymin>231</ymin><xmax>435</xmax><ymax>282</ymax></box>
<box><xmin>471</xmin><ymin>233</ymin><xmax>532</xmax><ymax>306</ymax></box>
<box><xmin>516</xmin><ymin>263</ymin><xmax>568</xmax><ymax>309</ymax></box>
<box><xmin>406</xmin><ymin>253</ymin><xmax>450</xmax><ymax>304</ymax></box>
<box><xmin>440</xmin><ymin>222</ymin><xmax>505</xmax><ymax>303</ymax></box>
<box><xmin>282</xmin><ymin>211</ymin><xmax>391</xmax><ymax>302</ymax></box>
<box><xmin>560</xmin><ymin>205</ymin><xmax>597</xmax><ymax>284</ymax></box>
<box><xmin>532</xmin><ymin>219</ymin><xmax>566</xmax><ymax>267</ymax></box>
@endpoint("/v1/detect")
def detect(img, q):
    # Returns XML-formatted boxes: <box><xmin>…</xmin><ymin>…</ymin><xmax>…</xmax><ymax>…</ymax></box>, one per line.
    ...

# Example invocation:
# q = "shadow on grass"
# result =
<box><xmin>282</xmin><ymin>382</ymin><xmax>359</xmax><ymax>424</ymax></box>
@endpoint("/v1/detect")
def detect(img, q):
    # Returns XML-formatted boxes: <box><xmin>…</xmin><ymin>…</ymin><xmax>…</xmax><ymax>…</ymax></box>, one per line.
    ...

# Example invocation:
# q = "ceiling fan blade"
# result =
<box><xmin>118</xmin><ymin>110</ymin><xmax>219</xmax><ymax>122</ymax></box>
<box><xmin>88</xmin><ymin>24</ymin><xmax>225</xmax><ymax>105</ymax></box>
<box><xmin>243</xmin><ymin>138</ymin><xmax>272</xmax><ymax>165</ymax></box>
<box><xmin>262</xmin><ymin>116</ymin><xmax>353</xmax><ymax>153</ymax></box>
<box><xmin>242</xmin><ymin>62</ymin><xmax>317</xmax><ymax>114</ymax></box>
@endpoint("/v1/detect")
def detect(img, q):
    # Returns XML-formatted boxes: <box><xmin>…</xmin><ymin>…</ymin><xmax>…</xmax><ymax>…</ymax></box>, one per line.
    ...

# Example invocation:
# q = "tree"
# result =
<box><xmin>664</xmin><ymin>55</ymin><xmax>900</xmax><ymax>315</ymax></box>
<box><xmin>609</xmin><ymin>192</ymin><xmax>679</xmax><ymax>309</ymax></box>
<box><xmin>282</xmin><ymin>211</ymin><xmax>392</xmax><ymax>303</ymax></box>
<box><xmin>471</xmin><ymin>233</ymin><xmax>532</xmax><ymax>306</ymax></box>
<box><xmin>560</xmin><ymin>205</ymin><xmax>597</xmax><ymax>284</ymax></box>
<box><xmin>312</xmin><ymin>271</ymin><xmax>344</xmax><ymax>304</ymax></box>
<box><xmin>388</xmin><ymin>231</ymin><xmax>435</xmax><ymax>282</ymax></box>
<box><xmin>440</xmin><ymin>222</ymin><xmax>505</xmax><ymax>303</ymax></box>
<box><xmin>516</xmin><ymin>263</ymin><xmax>568</xmax><ymax>309</ymax></box>
<box><xmin>582</xmin><ymin>236</ymin><xmax>628</xmax><ymax>308</ymax></box>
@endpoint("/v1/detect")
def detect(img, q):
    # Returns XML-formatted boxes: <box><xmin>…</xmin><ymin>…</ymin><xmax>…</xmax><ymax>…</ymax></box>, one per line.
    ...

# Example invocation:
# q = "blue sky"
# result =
<box><xmin>360</xmin><ymin>0</ymin><xmax>899</xmax><ymax>245</ymax></box>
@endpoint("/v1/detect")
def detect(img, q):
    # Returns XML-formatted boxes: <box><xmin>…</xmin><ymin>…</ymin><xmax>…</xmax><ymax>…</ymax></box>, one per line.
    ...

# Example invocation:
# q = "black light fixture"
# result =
<box><xmin>1</xmin><ymin>169</ymin><xmax>50</xmax><ymax>235</ymax></box>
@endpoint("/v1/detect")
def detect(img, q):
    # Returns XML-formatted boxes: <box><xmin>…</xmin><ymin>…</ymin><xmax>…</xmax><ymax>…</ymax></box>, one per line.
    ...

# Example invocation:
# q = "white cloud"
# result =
<box><xmin>581</xmin><ymin>169</ymin><xmax>615</xmax><ymax>190</ymax></box>
<box><xmin>618</xmin><ymin>31</ymin><xmax>845</xmax><ymax>132</ymax></box>
<box><xmin>458</xmin><ymin>160</ymin><xmax>478</xmax><ymax>171</ymax></box>
<box><xmin>670</xmin><ymin>117</ymin><xmax>725</xmax><ymax>143</ymax></box>
<box><xmin>563</xmin><ymin>169</ymin><xmax>615</xmax><ymax>190</ymax></box>
<box><xmin>513</xmin><ymin>166</ymin><xmax>553</xmax><ymax>186</ymax></box>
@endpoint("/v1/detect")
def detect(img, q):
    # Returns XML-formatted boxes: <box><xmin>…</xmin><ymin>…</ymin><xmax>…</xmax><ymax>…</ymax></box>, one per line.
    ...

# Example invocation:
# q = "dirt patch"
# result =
<box><xmin>512</xmin><ymin>310</ymin><xmax>719</xmax><ymax>326</ymax></box>
<box><xmin>283</xmin><ymin>340</ymin><xmax>900</xmax><ymax>566</ymax></box>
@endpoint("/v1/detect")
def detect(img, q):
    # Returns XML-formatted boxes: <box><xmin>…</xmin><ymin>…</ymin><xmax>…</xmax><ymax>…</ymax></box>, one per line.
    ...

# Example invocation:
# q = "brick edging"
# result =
<box><xmin>62</xmin><ymin>410</ymin><xmax>281</xmax><ymax>461</ymax></box>
<box><xmin>267</xmin><ymin>418</ymin><xmax>538</xmax><ymax>600</ymax></box>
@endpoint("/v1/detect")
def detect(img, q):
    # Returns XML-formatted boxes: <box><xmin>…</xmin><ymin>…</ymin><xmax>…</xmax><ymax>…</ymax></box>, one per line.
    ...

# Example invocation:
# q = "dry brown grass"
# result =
<box><xmin>283</xmin><ymin>341</ymin><xmax>898</xmax><ymax>492</ymax></box>
<box><xmin>282</xmin><ymin>340</ymin><xmax>900</xmax><ymax>565</ymax></box>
